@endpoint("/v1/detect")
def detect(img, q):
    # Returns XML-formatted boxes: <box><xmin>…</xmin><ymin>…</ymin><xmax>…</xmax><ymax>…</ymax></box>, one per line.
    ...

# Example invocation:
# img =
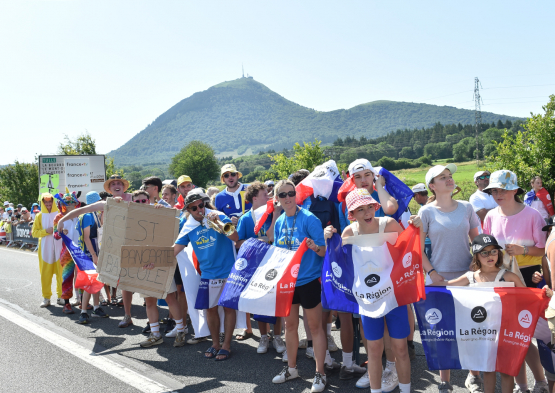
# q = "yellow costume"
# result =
<box><xmin>32</xmin><ymin>193</ymin><xmax>63</xmax><ymax>299</ymax></box>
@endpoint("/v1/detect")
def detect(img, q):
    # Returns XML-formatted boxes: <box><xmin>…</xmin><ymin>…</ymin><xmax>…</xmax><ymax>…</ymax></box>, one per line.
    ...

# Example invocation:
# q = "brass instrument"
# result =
<box><xmin>202</xmin><ymin>213</ymin><xmax>235</xmax><ymax>236</ymax></box>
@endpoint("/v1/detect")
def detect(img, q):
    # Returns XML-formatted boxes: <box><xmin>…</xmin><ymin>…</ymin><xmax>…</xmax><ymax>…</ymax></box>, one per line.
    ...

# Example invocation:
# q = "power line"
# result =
<box><xmin>483</xmin><ymin>83</ymin><xmax>555</xmax><ymax>90</ymax></box>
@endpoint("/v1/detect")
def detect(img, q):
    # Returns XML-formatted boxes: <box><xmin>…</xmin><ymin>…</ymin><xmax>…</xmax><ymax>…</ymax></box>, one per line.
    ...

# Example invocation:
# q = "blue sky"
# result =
<box><xmin>1</xmin><ymin>0</ymin><xmax>553</xmax><ymax>164</ymax></box>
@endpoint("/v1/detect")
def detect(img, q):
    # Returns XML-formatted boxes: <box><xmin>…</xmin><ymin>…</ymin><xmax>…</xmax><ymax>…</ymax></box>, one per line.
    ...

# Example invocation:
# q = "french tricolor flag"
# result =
<box><xmin>60</xmin><ymin>233</ymin><xmax>104</xmax><ymax>294</ymax></box>
<box><xmin>218</xmin><ymin>238</ymin><xmax>308</xmax><ymax>317</ymax></box>
<box><xmin>254</xmin><ymin>200</ymin><xmax>275</xmax><ymax>235</ymax></box>
<box><xmin>295</xmin><ymin>160</ymin><xmax>343</xmax><ymax>205</ymax></box>
<box><xmin>321</xmin><ymin>225</ymin><xmax>425</xmax><ymax>318</ymax></box>
<box><xmin>415</xmin><ymin>286</ymin><xmax>549</xmax><ymax>376</ymax></box>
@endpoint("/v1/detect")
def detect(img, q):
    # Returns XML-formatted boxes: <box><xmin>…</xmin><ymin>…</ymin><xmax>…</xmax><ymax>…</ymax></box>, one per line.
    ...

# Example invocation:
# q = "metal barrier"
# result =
<box><xmin>4</xmin><ymin>222</ymin><xmax>38</xmax><ymax>251</ymax></box>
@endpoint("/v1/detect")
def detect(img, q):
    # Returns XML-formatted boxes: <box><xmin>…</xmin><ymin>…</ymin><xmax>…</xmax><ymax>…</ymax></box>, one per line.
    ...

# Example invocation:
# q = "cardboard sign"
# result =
<box><xmin>120</xmin><ymin>245</ymin><xmax>175</xmax><ymax>268</ymax></box>
<box><xmin>97</xmin><ymin>198</ymin><xmax>179</xmax><ymax>298</ymax></box>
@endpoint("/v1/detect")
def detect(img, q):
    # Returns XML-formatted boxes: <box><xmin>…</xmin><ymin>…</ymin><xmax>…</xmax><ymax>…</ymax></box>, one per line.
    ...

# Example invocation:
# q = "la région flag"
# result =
<box><xmin>60</xmin><ymin>233</ymin><xmax>104</xmax><ymax>294</ymax></box>
<box><xmin>321</xmin><ymin>225</ymin><xmax>425</xmax><ymax>318</ymax></box>
<box><xmin>218</xmin><ymin>237</ymin><xmax>308</xmax><ymax>317</ymax></box>
<box><xmin>415</xmin><ymin>286</ymin><xmax>549</xmax><ymax>376</ymax></box>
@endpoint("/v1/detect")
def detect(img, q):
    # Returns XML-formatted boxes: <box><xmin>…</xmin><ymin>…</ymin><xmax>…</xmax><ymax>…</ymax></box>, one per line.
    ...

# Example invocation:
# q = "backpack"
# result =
<box><xmin>309</xmin><ymin>196</ymin><xmax>340</xmax><ymax>231</ymax></box>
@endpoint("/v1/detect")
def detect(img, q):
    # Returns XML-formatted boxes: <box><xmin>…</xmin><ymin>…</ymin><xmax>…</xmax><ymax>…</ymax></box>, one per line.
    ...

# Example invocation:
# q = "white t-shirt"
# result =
<box><xmin>531</xmin><ymin>198</ymin><xmax>550</xmax><ymax>221</ymax></box>
<box><xmin>469</xmin><ymin>190</ymin><xmax>498</xmax><ymax>213</ymax></box>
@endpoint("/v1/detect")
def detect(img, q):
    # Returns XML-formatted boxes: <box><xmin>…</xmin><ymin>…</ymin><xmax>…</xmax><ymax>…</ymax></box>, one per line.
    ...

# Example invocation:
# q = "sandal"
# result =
<box><xmin>235</xmin><ymin>329</ymin><xmax>253</xmax><ymax>341</ymax></box>
<box><xmin>204</xmin><ymin>346</ymin><xmax>218</xmax><ymax>359</ymax></box>
<box><xmin>100</xmin><ymin>300</ymin><xmax>108</xmax><ymax>307</ymax></box>
<box><xmin>215</xmin><ymin>349</ymin><xmax>231</xmax><ymax>361</ymax></box>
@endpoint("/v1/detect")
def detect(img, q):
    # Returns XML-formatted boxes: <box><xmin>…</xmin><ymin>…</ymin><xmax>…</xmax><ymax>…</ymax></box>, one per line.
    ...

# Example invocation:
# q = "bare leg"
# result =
<box><xmin>145</xmin><ymin>297</ymin><xmax>159</xmax><ymax>325</ymax></box>
<box><xmin>500</xmin><ymin>373</ymin><xmax>515</xmax><ymax>393</ymax></box>
<box><xmin>305</xmin><ymin>304</ymin><xmax>326</xmax><ymax>375</ymax></box>
<box><xmin>285</xmin><ymin>305</ymin><xmax>300</xmax><ymax>368</ymax></box>
<box><xmin>339</xmin><ymin>313</ymin><xmax>353</xmax><ymax>353</ymax></box>
<box><xmin>122</xmin><ymin>290</ymin><xmax>133</xmax><ymax>319</ymax></box>
<box><xmin>205</xmin><ymin>306</ymin><xmax>221</xmax><ymax>355</ymax></box>
<box><xmin>440</xmin><ymin>370</ymin><xmax>451</xmax><ymax>383</ymax></box>
<box><xmin>407</xmin><ymin>305</ymin><xmax>415</xmax><ymax>341</ymax></box>
<box><xmin>216</xmin><ymin>307</ymin><xmax>236</xmax><ymax>359</ymax></box>
<box><xmin>390</xmin><ymin>337</ymin><xmax>410</xmax><ymax>384</ymax></box>
<box><xmin>367</xmin><ymin>338</ymin><xmax>385</xmax><ymax>389</ymax></box>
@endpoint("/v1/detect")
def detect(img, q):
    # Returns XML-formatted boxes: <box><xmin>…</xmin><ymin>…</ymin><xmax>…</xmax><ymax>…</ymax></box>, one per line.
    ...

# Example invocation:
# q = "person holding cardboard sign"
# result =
<box><xmin>174</xmin><ymin>189</ymin><xmax>239</xmax><ymax>361</ymax></box>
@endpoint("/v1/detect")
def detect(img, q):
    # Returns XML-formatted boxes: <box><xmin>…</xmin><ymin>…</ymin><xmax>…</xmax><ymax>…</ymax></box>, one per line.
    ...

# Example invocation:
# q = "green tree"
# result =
<box><xmin>268</xmin><ymin>139</ymin><xmax>329</xmax><ymax>179</ymax></box>
<box><xmin>57</xmin><ymin>132</ymin><xmax>97</xmax><ymax>155</ymax></box>
<box><xmin>169</xmin><ymin>141</ymin><xmax>220</xmax><ymax>188</ymax></box>
<box><xmin>488</xmin><ymin>95</ymin><xmax>555</xmax><ymax>195</ymax></box>
<box><xmin>0</xmin><ymin>161</ymin><xmax>39</xmax><ymax>208</ymax></box>
<box><xmin>398</xmin><ymin>147</ymin><xmax>414</xmax><ymax>159</ymax></box>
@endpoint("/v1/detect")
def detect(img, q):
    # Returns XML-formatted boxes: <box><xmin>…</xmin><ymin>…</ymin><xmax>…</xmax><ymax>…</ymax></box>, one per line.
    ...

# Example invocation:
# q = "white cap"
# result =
<box><xmin>3</xmin><ymin>201</ymin><xmax>8</xmax><ymax>206</ymax></box>
<box><xmin>473</xmin><ymin>170</ymin><xmax>490</xmax><ymax>182</ymax></box>
<box><xmin>348</xmin><ymin>159</ymin><xmax>378</xmax><ymax>177</ymax></box>
<box><xmin>411</xmin><ymin>183</ymin><xmax>427</xmax><ymax>193</ymax></box>
<box><xmin>264</xmin><ymin>180</ymin><xmax>274</xmax><ymax>186</ymax></box>
<box><xmin>425</xmin><ymin>164</ymin><xmax>457</xmax><ymax>188</ymax></box>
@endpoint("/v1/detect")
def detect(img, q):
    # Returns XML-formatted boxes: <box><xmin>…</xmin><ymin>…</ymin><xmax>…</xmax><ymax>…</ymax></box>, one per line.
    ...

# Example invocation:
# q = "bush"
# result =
<box><xmin>377</xmin><ymin>156</ymin><xmax>396</xmax><ymax>170</ymax></box>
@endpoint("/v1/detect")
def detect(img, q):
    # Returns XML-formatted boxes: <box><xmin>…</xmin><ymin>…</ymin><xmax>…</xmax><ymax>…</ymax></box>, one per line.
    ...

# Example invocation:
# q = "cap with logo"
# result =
<box><xmin>471</xmin><ymin>234</ymin><xmax>503</xmax><ymax>254</ymax></box>
<box><xmin>411</xmin><ymin>183</ymin><xmax>427</xmax><ymax>193</ymax></box>
<box><xmin>348</xmin><ymin>159</ymin><xmax>378</xmax><ymax>178</ymax></box>
<box><xmin>220</xmin><ymin>164</ymin><xmax>242</xmax><ymax>181</ymax></box>
<box><xmin>482</xmin><ymin>170</ymin><xmax>525</xmax><ymax>196</ymax></box>
<box><xmin>474</xmin><ymin>171</ymin><xmax>490</xmax><ymax>182</ymax></box>
<box><xmin>177</xmin><ymin>175</ymin><xmax>192</xmax><ymax>186</ymax></box>
<box><xmin>346</xmin><ymin>188</ymin><xmax>381</xmax><ymax>220</ymax></box>
<box><xmin>184</xmin><ymin>188</ymin><xmax>210</xmax><ymax>207</ymax></box>
<box><xmin>104</xmin><ymin>174</ymin><xmax>130</xmax><ymax>194</ymax></box>
<box><xmin>425</xmin><ymin>164</ymin><xmax>457</xmax><ymax>189</ymax></box>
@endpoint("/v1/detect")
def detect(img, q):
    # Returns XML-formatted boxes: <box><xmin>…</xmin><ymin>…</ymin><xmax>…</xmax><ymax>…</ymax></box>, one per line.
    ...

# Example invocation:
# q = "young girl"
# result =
<box><xmin>432</xmin><ymin>234</ymin><xmax>552</xmax><ymax>393</ymax></box>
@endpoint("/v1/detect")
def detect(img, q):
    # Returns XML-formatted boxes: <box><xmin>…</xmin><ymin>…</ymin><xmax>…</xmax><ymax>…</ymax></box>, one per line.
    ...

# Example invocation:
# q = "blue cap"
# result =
<box><xmin>86</xmin><ymin>191</ymin><xmax>101</xmax><ymax>205</ymax></box>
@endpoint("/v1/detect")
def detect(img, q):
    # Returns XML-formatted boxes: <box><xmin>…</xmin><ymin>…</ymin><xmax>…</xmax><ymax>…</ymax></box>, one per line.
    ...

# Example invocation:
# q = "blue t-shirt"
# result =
<box><xmin>274</xmin><ymin>208</ymin><xmax>325</xmax><ymax>287</ymax></box>
<box><xmin>214</xmin><ymin>184</ymin><xmax>252</xmax><ymax>218</ymax></box>
<box><xmin>77</xmin><ymin>212</ymin><xmax>98</xmax><ymax>256</ymax></box>
<box><xmin>175</xmin><ymin>214</ymin><xmax>235</xmax><ymax>280</ymax></box>
<box><xmin>237</xmin><ymin>210</ymin><xmax>272</xmax><ymax>240</ymax></box>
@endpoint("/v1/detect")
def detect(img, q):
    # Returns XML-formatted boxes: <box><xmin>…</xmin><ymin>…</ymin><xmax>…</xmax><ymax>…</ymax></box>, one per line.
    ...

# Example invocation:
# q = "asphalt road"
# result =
<box><xmin>0</xmin><ymin>245</ymin><xmax>539</xmax><ymax>392</ymax></box>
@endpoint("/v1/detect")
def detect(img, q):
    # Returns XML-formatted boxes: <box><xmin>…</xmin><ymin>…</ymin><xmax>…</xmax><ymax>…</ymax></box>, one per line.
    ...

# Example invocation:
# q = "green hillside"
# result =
<box><xmin>109</xmin><ymin>78</ymin><xmax>520</xmax><ymax>166</ymax></box>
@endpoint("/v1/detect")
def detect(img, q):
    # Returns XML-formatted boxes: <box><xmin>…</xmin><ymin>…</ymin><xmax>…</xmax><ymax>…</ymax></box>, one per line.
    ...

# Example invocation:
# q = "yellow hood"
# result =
<box><xmin>40</xmin><ymin>192</ymin><xmax>59</xmax><ymax>214</ymax></box>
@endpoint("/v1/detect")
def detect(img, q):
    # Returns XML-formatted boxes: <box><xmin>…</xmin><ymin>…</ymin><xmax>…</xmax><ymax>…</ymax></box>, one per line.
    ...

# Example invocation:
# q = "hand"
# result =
<box><xmin>273</xmin><ymin>202</ymin><xmax>283</xmax><ymax>215</ymax></box>
<box><xmin>206</xmin><ymin>212</ymin><xmax>219</xmax><ymax>223</ymax></box>
<box><xmin>154</xmin><ymin>204</ymin><xmax>164</xmax><ymax>209</ymax></box>
<box><xmin>63</xmin><ymin>229</ymin><xmax>68</xmax><ymax>235</ymax></box>
<box><xmin>543</xmin><ymin>285</ymin><xmax>553</xmax><ymax>298</ymax></box>
<box><xmin>92</xmin><ymin>254</ymin><xmax>98</xmax><ymax>266</ymax></box>
<box><xmin>45</xmin><ymin>227</ymin><xmax>53</xmax><ymax>234</ymax></box>
<box><xmin>532</xmin><ymin>271</ymin><xmax>543</xmax><ymax>284</ymax></box>
<box><xmin>377</xmin><ymin>175</ymin><xmax>386</xmax><ymax>187</ymax></box>
<box><xmin>143</xmin><ymin>263</ymin><xmax>155</xmax><ymax>270</ymax></box>
<box><xmin>113</xmin><ymin>197</ymin><xmax>123</xmax><ymax>203</ymax></box>
<box><xmin>231</xmin><ymin>216</ymin><xmax>239</xmax><ymax>226</ymax></box>
<box><xmin>324</xmin><ymin>225</ymin><xmax>337</xmax><ymax>240</ymax></box>
<box><xmin>429</xmin><ymin>271</ymin><xmax>445</xmax><ymax>283</ymax></box>
<box><xmin>408</xmin><ymin>215</ymin><xmax>422</xmax><ymax>229</ymax></box>
<box><xmin>341</xmin><ymin>170</ymin><xmax>347</xmax><ymax>181</ymax></box>
<box><xmin>305</xmin><ymin>238</ymin><xmax>320</xmax><ymax>253</ymax></box>
<box><xmin>505</xmin><ymin>244</ymin><xmax>524</xmax><ymax>256</ymax></box>
<box><xmin>57</xmin><ymin>220</ymin><xmax>65</xmax><ymax>232</ymax></box>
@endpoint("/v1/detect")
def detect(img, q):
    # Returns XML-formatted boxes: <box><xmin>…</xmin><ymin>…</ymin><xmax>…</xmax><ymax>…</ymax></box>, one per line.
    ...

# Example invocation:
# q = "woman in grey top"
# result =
<box><xmin>418</xmin><ymin>164</ymin><xmax>481</xmax><ymax>393</ymax></box>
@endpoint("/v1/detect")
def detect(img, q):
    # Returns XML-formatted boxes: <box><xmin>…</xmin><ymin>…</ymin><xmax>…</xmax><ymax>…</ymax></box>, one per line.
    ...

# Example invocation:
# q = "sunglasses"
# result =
<box><xmin>478</xmin><ymin>175</ymin><xmax>490</xmax><ymax>180</ymax></box>
<box><xmin>478</xmin><ymin>249</ymin><xmax>499</xmax><ymax>257</ymax></box>
<box><xmin>267</xmin><ymin>185</ymin><xmax>274</xmax><ymax>188</ymax></box>
<box><xmin>278</xmin><ymin>191</ymin><xmax>296</xmax><ymax>199</ymax></box>
<box><xmin>188</xmin><ymin>202</ymin><xmax>205</xmax><ymax>212</ymax></box>
<box><xmin>223</xmin><ymin>173</ymin><xmax>237</xmax><ymax>179</ymax></box>
<box><xmin>417</xmin><ymin>192</ymin><xmax>428</xmax><ymax>196</ymax></box>
<box><xmin>134</xmin><ymin>199</ymin><xmax>149</xmax><ymax>204</ymax></box>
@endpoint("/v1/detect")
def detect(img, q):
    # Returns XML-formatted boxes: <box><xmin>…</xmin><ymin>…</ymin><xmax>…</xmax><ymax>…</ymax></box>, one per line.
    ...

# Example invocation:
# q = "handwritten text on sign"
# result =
<box><xmin>120</xmin><ymin>246</ymin><xmax>175</xmax><ymax>268</ymax></box>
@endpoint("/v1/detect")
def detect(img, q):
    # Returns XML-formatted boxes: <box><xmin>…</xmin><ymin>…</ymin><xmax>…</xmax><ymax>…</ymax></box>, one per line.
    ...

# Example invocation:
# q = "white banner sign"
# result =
<box><xmin>65</xmin><ymin>158</ymin><xmax>91</xmax><ymax>194</ymax></box>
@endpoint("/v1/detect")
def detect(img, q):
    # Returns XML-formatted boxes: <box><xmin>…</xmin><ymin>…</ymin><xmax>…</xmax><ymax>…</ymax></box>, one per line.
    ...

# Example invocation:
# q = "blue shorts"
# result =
<box><xmin>361</xmin><ymin>305</ymin><xmax>410</xmax><ymax>341</ymax></box>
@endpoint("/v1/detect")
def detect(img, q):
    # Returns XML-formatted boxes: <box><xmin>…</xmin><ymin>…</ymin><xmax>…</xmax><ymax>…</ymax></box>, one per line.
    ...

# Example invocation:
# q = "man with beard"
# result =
<box><xmin>214</xmin><ymin>164</ymin><xmax>251</xmax><ymax>226</ymax></box>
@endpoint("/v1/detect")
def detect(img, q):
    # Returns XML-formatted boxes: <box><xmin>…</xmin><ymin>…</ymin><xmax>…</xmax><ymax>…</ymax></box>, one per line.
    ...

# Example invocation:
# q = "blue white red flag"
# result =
<box><xmin>535</xmin><ymin>317</ymin><xmax>555</xmax><ymax>375</ymax></box>
<box><xmin>295</xmin><ymin>160</ymin><xmax>343</xmax><ymax>205</ymax></box>
<box><xmin>60</xmin><ymin>233</ymin><xmax>104</xmax><ymax>294</ymax></box>
<box><xmin>321</xmin><ymin>225</ymin><xmax>425</xmax><ymax>318</ymax></box>
<box><xmin>415</xmin><ymin>286</ymin><xmax>549</xmax><ymax>376</ymax></box>
<box><xmin>218</xmin><ymin>238</ymin><xmax>308</xmax><ymax>317</ymax></box>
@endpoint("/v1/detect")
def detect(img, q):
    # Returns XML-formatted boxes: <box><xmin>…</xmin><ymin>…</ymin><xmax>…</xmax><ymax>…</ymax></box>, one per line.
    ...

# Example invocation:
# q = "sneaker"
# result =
<box><xmin>173</xmin><ymin>331</ymin><xmax>187</xmax><ymax>347</ymax></box>
<box><xmin>62</xmin><ymin>304</ymin><xmax>74</xmax><ymax>314</ymax></box>
<box><xmin>40</xmin><ymin>298</ymin><xmax>51</xmax><ymax>308</ymax></box>
<box><xmin>219</xmin><ymin>332</ymin><xmax>225</xmax><ymax>345</ymax></box>
<box><xmin>187</xmin><ymin>335</ymin><xmax>208</xmax><ymax>345</ymax></box>
<box><xmin>56</xmin><ymin>298</ymin><xmax>65</xmax><ymax>306</ymax></box>
<box><xmin>92</xmin><ymin>307</ymin><xmax>109</xmax><ymax>318</ymax></box>
<box><xmin>142</xmin><ymin>322</ymin><xmax>151</xmax><ymax>334</ymax></box>
<box><xmin>325</xmin><ymin>359</ymin><xmax>340</xmax><ymax>373</ymax></box>
<box><xmin>257</xmin><ymin>335</ymin><xmax>270</xmax><ymax>354</ymax></box>
<box><xmin>78</xmin><ymin>313</ymin><xmax>90</xmax><ymax>324</ymax></box>
<box><xmin>339</xmin><ymin>364</ymin><xmax>366</xmax><ymax>380</ymax></box>
<box><xmin>356</xmin><ymin>371</ymin><xmax>370</xmax><ymax>389</ymax></box>
<box><xmin>513</xmin><ymin>388</ymin><xmax>531</xmax><ymax>393</ymax></box>
<box><xmin>273</xmin><ymin>336</ymin><xmax>286</xmax><ymax>354</ymax></box>
<box><xmin>465</xmin><ymin>374</ymin><xmax>484</xmax><ymax>392</ymax></box>
<box><xmin>282</xmin><ymin>350</ymin><xmax>288</xmax><ymax>363</ymax></box>
<box><xmin>382</xmin><ymin>366</ymin><xmax>399</xmax><ymax>393</ymax></box>
<box><xmin>532</xmin><ymin>381</ymin><xmax>549</xmax><ymax>393</ymax></box>
<box><xmin>272</xmin><ymin>365</ymin><xmax>299</xmax><ymax>384</ymax></box>
<box><xmin>118</xmin><ymin>315</ymin><xmax>133</xmax><ymax>328</ymax></box>
<box><xmin>306</xmin><ymin>347</ymin><xmax>315</xmax><ymax>359</ymax></box>
<box><xmin>165</xmin><ymin>319</ymin><xmax>176</xmax><ymax>333</ymax></box>
<box><xmin>327</xmin><ymin>335</ymin><xmax>338</xmax><ymax>352</ymax></box>
<box><xmin>71</xmin><ymin>297</ymin><xmax>81</xmax><ymax>306</ymax></box>
<box><xmin>439</xmin><ymin>381</ymin><xmax>454</xmax><ymax>393</ymax></box>
<box><xmin>166</xmin><ymin>326</ymin><xmax>188</xmax><ymax>338</ymax></box>
<box><xmin>311</xmin><ymin>372</ymin><xmax>327</xmax><ymax>392</ymax></box>
<box><xmin>140</xmin><ymin>333</ymin><xmax>163</xmax><ymax>348</ymax></box>
<box><xmin>298</xmin><ymin>338</ymin><xmax>308</xmax><ymax>349</ymax></box>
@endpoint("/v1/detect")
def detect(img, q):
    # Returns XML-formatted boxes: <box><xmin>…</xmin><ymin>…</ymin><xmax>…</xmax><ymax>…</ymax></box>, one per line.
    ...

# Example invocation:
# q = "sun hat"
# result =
<box><xmin>86</xmin><ymin>191</ymin><xmax>101</xmax><ymax>205</ymax></box>
<box><xmin>348</xmin><ymin>159</ymin><xmax>378</xmax><ymax>178</ymax></box>
<box><xmin>3</xmin><ymin>201</ymin><xmax>9</xmax><ymax>206</ymax></box>
<box><xmin>345</xmin><ymin>188</ymin><xmax>380</xmax><ymax>220</ymax></box>
<box><xmin>473</xmin><ymin>170</ymin><xmax>491</xmax><ymax>182</ymax></box>
<box><xmin>184</xmin><ymin>188</ymin><xmax>210</xmax><ymax>207</ymax></box>
<box><xmin>177</xmin><ymin>175</ymin><xmax>192</xmax><ymax>186</ymax></box>
<box><xmin>425</xmin><ymin>164</ymin><xmax>457</xmax><ymax>189</ymax></box>
<box><xmin>411</xmin><ymin>183</ymin><xmax>427</xmax><ymax>193</ymax></box>
<box><xmin>471</xmin><ymin>234</ymin><xmax>503</xmax><ymax>254</ymax></box>
<box><xmin>483</xmin><ymin>170</ymin><xmax>525</xmax><ymax>195</ymax></box>
<box><xmin>220</xmin><ymin>164</ymin><xmax>242</xmax><ymax>181</ymax></box>
<box><xmin>104</xmin><ymin>174</ymin><xmax>130</xmax><ymax>194</ymax></box>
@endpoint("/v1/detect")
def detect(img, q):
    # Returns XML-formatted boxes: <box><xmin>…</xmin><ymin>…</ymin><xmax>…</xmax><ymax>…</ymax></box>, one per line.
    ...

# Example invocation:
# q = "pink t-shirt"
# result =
<box><xmin>483</xmin><ymin>205</ymin><xmax>546</xmax><ymax>267</ymax></box>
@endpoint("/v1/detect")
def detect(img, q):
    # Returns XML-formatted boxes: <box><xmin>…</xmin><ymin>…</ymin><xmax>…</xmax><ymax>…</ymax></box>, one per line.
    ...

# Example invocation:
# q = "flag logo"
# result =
<box><xmin>331</xmin><ymin>261</ymin><xmax>342</xmax><ymax>278</ymax></box>
<box><xmin>471</xmin><ymin>306</ymin><xmax>487</xmax><ymax>323</ymax></box>
<box><xmin>291</xmin><ymin>264</ymin><xmax>300</xmax><ymax>278</ymax></box>
<box><xmin>265</xmin><ymin>269</ymin><xmax>278</xmax><ymax>281</ymax></box>
<box><xmin>364</xmin><ymin>274</ymin><xmax>380</xmax><ymax>287</ymax></box>
<box><xmin>425</xmin><ymin>308</ymin><xmax>442</xmax><ymax>324</ymax></box>
<box><xmin>235</xmin><ymin>258</ymin><xmax>248</xmax><ymax>271</ymax></box>
<box><xmin>518</xmin><ymin>310</ymin><xmax>532</xmax><ymax>328</ymax></box>
<box><xmin>402</xmin><ymin>252</ymin><xmax>413</xmax><ymax>268</ymax></box>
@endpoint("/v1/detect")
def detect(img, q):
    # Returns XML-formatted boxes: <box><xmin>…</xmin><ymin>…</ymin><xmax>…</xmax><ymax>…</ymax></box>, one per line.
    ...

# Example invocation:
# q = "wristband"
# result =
<box><xmin>428</xmin><ymin>268</ymin><xmax>436</xmax><ymax>275</ymax></box>
<box><xmin>316</xmin><ymin>246</ymin><xmax>321</xmax><ymax>253</ymax></box>
<box><xmin>523</xmin><ymin>246</ymin><xmax>528</xmax><ymax>256</ymax></box>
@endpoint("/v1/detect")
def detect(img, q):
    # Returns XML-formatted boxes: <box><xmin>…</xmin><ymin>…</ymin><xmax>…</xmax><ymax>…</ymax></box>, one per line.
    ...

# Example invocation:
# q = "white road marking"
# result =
<box><xmin>0</xmin><ymin>303</ymin><xmax>178</xmax><ymax>393</ymax></box>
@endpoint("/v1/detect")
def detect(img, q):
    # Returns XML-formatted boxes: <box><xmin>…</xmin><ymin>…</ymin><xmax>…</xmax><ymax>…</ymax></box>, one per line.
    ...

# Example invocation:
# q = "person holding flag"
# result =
<box><xmin>270</xmin><ymin>179</ymin><xmax>328</xmax><ymax>393</ymax></box>
<box><xmin>173</xmin><ymin>189</ymin><xmax>239</xmax><ymax>361</ymax></box>
<box><xmin>525</xmin><ymin>176</ymin><xmax>554</xmax><ymax>222</ymax></box>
